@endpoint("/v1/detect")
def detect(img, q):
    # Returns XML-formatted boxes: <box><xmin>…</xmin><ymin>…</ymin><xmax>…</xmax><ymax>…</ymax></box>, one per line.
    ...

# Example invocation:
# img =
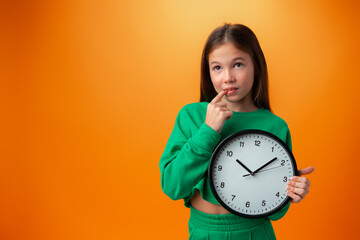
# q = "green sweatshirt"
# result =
<box><xmin>160</xmin><ymin>102</ymin><xmax>292</xmax><ymax>221</ymax></box>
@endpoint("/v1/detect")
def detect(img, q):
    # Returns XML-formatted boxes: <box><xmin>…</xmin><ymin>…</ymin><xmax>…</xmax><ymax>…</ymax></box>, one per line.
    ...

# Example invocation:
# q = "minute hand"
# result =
<box><xmin>252</xmin><ymin>157</ymin><xmax>277</xmax><ymax>175</ymax></box>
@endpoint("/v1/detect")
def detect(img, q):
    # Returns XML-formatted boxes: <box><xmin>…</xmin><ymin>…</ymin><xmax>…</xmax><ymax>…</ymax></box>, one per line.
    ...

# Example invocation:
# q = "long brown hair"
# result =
<box><xmin>200</xmin><ymin>23</ymin><xmax>271</xmax><ymax>111</ymax></box>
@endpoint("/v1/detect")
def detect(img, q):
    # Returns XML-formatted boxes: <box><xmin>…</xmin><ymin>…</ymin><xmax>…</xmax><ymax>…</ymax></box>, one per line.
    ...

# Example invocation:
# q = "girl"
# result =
<box><xmin>159</xmin><ymin>23</ymin><xmax>314</xmax><ymax>240</ymax></box>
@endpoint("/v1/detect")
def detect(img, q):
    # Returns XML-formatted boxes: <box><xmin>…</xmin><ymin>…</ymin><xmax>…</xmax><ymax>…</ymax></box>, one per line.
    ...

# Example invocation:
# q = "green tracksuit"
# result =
<box><xmin>160</xmin><ymin>102</ymin><xmax>292</xmax><ymax>239</ymax></box>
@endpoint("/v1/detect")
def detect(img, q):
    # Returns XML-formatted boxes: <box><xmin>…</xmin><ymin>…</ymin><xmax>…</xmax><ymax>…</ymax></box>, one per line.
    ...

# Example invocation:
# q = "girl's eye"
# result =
<box><xmin>214</xmin><ymin>66</ymin><xmax>221</xmax><ymax>71</ymax></box>
<box><xmin>234</xmin><ymin>63</ymin><xmax>243</xmax><ymax>68</ymax></box>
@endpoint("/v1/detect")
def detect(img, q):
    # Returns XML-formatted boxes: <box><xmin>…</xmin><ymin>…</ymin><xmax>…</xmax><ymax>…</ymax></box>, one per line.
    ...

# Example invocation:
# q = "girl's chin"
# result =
<box><xmin>225</xmin><ymin>94</ymin><xmax>251</xmax><ymax>104</ymax></box>
<box><xmin>224</xmin><ymin>96</ymin><xmax>241</xmax><ymax>103</ymax></box>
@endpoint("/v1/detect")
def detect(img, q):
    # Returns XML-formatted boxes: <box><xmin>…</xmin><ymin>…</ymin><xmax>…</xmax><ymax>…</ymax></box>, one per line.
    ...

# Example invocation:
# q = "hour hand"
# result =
<box><xmin>236</xmin><ymin>159</ymin><xmax>253</xmax><ymax>176</ymax></box>
<box><xmin>252</xmin><ymin>157</ymin><xmax>277</xmax><ymax>175</ymax></box>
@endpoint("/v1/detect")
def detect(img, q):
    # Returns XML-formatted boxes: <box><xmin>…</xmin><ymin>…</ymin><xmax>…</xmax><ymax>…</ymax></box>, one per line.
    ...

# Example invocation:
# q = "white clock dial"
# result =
<box><xmin>209</xmin><ymin>129</ymin><xmax>297</xmax><ymax>218</ymax></box>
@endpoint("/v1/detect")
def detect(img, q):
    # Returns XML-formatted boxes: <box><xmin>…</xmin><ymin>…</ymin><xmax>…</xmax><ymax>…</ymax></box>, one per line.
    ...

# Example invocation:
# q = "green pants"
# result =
<box><xmin>188</xmin><ymin>207</ymin><xmax>276</xmax><ymax>240</ymax></box>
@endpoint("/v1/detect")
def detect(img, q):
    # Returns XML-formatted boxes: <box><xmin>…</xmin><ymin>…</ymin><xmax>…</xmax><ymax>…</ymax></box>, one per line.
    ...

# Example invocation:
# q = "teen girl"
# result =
<box><xmin>160</xmin><ymin>23</ymin><xmax>314</xmax><ymax>240</ymax></box>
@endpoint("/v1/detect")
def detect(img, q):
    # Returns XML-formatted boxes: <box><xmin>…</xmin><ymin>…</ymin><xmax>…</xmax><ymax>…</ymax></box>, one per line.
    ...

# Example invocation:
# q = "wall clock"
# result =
<box><xmin>208</xmin><ymin>129</ymin><xmax>298</xmax><ymax>218</ymax></box>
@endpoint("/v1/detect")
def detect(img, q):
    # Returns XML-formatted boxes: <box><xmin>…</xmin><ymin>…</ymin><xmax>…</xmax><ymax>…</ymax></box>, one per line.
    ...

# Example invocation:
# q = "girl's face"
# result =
<box><xmin>208</xmin><ymin>42</ymin><xmax>256</xmax><ymax>112</ymax></box>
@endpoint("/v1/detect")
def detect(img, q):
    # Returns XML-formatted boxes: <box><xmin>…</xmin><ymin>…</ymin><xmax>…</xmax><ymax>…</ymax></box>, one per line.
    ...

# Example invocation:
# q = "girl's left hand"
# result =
<box><xmin>287</xmin><ymin>167</ymin><xmax>315</xmax><ymax>203</ymax></box>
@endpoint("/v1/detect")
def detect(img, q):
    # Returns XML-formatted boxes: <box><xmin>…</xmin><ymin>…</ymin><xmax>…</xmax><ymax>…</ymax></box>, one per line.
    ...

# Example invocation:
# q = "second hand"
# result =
<box><xmin>243</xmin><ymin>165</ymin><xmax>283</xmax><ymax>177</ymax></box>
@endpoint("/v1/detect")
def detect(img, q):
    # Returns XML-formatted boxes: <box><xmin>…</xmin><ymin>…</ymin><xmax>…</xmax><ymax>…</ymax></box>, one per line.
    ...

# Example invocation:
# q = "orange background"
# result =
<box><xmin>1</xmin><ymin>0</ymin><xmax>359</xmax><ymax>239</ymax></box>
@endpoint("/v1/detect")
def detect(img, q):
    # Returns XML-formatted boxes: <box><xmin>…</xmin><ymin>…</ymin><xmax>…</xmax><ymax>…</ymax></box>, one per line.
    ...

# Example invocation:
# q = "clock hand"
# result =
<box><xmin>252</xmin><ymin>157</ymin><xmax>278</xmax><ymax>175</ymax></box>
<box><xmin>236</xmin><ymin>159</ymin><xmax>254</xmax><ymax>176</ymax></box>
<box><xmin>243</xmin><ymin>165</ymin><xmax>283</xmax><ymax>177</ymax></box>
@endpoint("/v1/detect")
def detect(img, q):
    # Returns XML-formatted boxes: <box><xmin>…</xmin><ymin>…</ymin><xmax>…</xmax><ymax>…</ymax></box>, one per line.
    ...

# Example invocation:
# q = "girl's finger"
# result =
<box><xmin>298</xmin><ymin>167</ymin><xmax>315</xmax><ymax>176</ymax></box>
<box><xmin>291</xmin><ymin>176</ymin><xmax>310</xmax><ymax>186</ymax></box>
<box><xmin>288</xmin><ymin>186</ymin><xmax>307</xmax><ymax>197</ymax></box>
<box><xmin>288</xmin><ymin>182</ymin><xmax>309</xmax><ymax>193</ymax></box>
<box><xmin>288</xmin><ymin>181</ymin><xmax>307</xmax><ymax>189</ymax></box>
<box><xmin>217</xmin><ymin>108</ymin><xmax>233</xmax><ymax>117</ymax></box>
<box><xmin>287</xmin><ymin>190</ymin><xmax>303</xmax><ymax>203</ymax></box>
<box><xmin>210</xmin><ymin>90</ymin><xmax>227</xmax><ymax>103</ymax></box>
<box><xmin>216</xmin><ymin>102</ymin><xmax>228</xmax><ymax>108</ymax></box>
<box><xmin>224</xmin><ymin>110</ymin><xmax>233</xmax><ymax>120</ymax></box>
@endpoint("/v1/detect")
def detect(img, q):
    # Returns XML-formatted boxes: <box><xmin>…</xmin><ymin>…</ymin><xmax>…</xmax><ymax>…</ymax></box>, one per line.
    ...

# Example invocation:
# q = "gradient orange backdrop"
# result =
<box><xmin>1</xmin><ymin>0</ymin><xmax>359</xmax><ymax>239</ymax></box>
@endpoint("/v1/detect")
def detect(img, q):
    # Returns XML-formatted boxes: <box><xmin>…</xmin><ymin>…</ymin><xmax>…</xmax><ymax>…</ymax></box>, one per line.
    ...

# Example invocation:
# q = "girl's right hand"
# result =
<box><xmin>205</xmin><ymin>90</ymin><xmax>233</xmax><ymax>133</ymax></box>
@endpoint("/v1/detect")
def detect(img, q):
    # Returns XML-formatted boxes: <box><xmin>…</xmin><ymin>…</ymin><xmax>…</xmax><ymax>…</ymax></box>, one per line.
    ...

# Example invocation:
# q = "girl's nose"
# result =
<box><xmin>224</xmin><ymin>70</ymin><xmax>235</xmax><ymax>83</ymax></box>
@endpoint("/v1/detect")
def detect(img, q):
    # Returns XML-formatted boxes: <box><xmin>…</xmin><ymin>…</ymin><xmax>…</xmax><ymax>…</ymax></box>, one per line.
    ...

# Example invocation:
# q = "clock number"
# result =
<box><xmin>255</xmin><ymin>140</ymin><xmax>261</xmax><ymax>146</ymax></box>
<box><xmin>232</xmin><ymin>195</ymin><xmax>236</xmax><ymax>201</ymax></box>
<box><xmin>218</xmin><ymin>165</ymin><xmax>222</xmax><ymax>171</ymax></box>
<box><xmin>281</xmin><ymin>160</ymin><xmax>285</xmax><ymax>166</ymax></box>
<box><xmin>245</xmin><ymin>201</ymin><xmax>250</xmax><ymax>208</ymax></box>
<box><xmin>226</xmin><ymin>151</ymin><xmax>233</xmax><ymax>157</ymax></box>
<box><xmin>220</xmin><ymin>182</ymin><xmax>225</xmax><ymax>188</ymax></box>
<box><xmin>239</xmin><ymin>141</ymin><xmax>244</xmax><ymax>147</ymax></box>
<box><xmin>271</xmin><ymin>147</ymin><xmax>274</xmax><ymax>152</ymax></box>
<box><xmin>276</xmin><ymin>192</ymin><xmax>280</xmax><ymax>197</ymax></box>
<box><xmin>262</xmin><ymin>200</ymin><xmax>266</xmax><ymax>206</ymax></box>
<box><xmin>283</xmin><ymin>176</ymin><xmax>288</xmax><ymax>182</ymax></box>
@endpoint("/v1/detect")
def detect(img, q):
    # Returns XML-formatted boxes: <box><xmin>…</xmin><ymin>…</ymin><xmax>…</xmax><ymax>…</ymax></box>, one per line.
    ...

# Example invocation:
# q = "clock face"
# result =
<box><xmin>208</xmin><ymin>129</ymin><xmax>297</xmax><ymax>218</ymax></box>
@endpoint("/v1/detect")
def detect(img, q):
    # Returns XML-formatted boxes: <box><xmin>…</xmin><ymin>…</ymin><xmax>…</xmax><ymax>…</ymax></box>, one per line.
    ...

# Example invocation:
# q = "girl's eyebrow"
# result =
<box><xmin>210</xmin><ymin>57</ymin><xmax>246</xmax><ymax>65</ymax></box>
<box><xmin>210</xmin><ymin>61</ymin><xmax>220</xmax><ymax>65</ymax></box>
<box><xmin>233</xmin><ymin>57</ymin><xmax>245</xmax><ymax>61</ymax></box>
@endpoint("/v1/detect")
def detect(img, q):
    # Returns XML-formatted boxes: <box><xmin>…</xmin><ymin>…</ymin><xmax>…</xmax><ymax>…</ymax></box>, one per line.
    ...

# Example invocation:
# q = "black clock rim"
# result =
<box><xmin>208</xmin><ymin>129</ymin><xmax>298</xmax><ymax>219</ymax></box>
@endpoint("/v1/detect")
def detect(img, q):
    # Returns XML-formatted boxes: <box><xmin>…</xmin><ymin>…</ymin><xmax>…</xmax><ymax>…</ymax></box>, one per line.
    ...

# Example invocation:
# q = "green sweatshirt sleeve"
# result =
<box><xmin>159</xmin><ymin>106</ymin><xmax>221</xmax><ymax>201</ymax></box>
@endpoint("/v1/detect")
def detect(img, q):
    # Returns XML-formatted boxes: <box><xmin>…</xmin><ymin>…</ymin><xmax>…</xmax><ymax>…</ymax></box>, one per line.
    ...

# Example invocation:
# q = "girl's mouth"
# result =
<box><xmin>225</xmin><ymin>88</ymin><xmax>238</xmax><ymax>95</ymax></box>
